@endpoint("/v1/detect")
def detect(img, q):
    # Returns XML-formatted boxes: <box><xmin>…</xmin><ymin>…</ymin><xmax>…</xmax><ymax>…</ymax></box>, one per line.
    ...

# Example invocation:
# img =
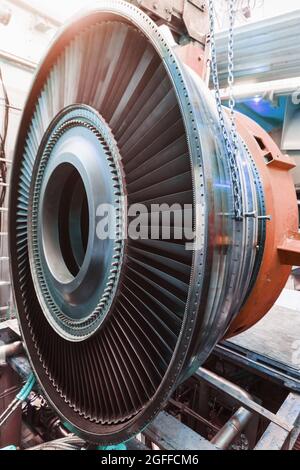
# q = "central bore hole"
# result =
<box><xmin>58</xmin><ymin>167</ymin><xmax>89</xmax><ymax>277</ymax></box>
<box><xmin>43</xmin><ymin>163</ymin><xmax>89</xmax><ymax>279</ymax></box>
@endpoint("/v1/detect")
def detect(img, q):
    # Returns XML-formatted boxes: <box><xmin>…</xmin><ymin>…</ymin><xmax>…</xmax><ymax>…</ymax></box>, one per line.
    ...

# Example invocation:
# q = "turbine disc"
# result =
<box><xmin>9</xmin><ymin>1</ymin><xmax>262</xmax><ymax>444</ymax></box>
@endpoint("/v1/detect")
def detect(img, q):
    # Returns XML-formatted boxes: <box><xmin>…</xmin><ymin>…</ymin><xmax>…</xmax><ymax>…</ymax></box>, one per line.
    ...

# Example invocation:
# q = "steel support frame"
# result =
<box><xmin>255</xmin><ymin>393</ymin><xmax>300</xmax><ymax>450</ymax></box>
<box><xmin>195</xmin><ymin>368</ymin><xmax>294</xmax><ymax>433</ymax></box>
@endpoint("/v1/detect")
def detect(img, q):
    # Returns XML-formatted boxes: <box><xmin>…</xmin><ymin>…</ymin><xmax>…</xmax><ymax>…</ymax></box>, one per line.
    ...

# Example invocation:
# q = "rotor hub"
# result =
<box><xmin>29</xmin><ymin>106</ymin><xmax>125</xmax><ymax>341</ymax></box>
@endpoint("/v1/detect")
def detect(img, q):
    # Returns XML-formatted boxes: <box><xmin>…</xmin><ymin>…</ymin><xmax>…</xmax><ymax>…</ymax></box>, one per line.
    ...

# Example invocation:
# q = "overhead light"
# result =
<box><xmin>253</xmin><ymin>95</ymin><xmax>262</xmax><ymax>103</ymax></box>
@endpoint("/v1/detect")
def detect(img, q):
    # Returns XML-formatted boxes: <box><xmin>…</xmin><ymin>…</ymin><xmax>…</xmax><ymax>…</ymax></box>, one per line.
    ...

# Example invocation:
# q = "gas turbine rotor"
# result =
<box><xmin>9</xmin><ymin>1</ymin><xmax>262</xmax><ymax>444</ymax></box>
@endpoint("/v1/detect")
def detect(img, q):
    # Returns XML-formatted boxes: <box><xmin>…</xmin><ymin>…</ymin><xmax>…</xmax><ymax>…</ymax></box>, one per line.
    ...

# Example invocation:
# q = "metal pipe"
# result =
<box><xmin>219</xmin><ymin>77</ymin><xmax>300</xmax><ymax>101</ymax></box>
<box><xmin>169</xmin><ymin>398</ymin><xmax>220</xmax><ymax>433</ymax></box>
<box><xmin>56</xmin><ymin>424</ymin><xmax>70</xmax><ymax>438</ymax></box>
<box><xmin>211</xmin><ymin>407</ymin><xmax>252</xmax><ymax>450</ymax></box>
<box><xmin>196</xmin><ymin>368</ymin><xmax>254</xmax><ymax>449</ymax></box>
<box><xmin>196</xmin><ymin>368</ymin><xmax>254</xmax><ymax>403</ymax></box>
<box><xmin>0</xmin><ymin>49</ymin><xmax>37</xmax><ymax>73</ymax></box>
<box><xmin>0</xmin><ymin>342</ymin><xmax>23</xmax><ymax>362</ymax></box>
<box><xmin>0</xmin><ymin>99</ymin><xmax>22</xmax><ymax>113</ymax></box>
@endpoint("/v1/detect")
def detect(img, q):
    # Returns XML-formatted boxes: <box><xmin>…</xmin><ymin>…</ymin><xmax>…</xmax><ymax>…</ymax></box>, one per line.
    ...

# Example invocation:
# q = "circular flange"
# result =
<box><xmin>28</xmin><ymin>105</ymin><xmax>125</xmax><ymax>341</ymax></box>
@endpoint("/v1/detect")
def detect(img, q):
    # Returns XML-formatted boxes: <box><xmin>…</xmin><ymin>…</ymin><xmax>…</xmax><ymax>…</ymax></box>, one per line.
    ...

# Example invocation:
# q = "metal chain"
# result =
<box><xmin>228</xmin><ymin>0</ymin><xmax>237</xmax><ymax>139</ymax></box>
<box><xmin>208</xmin><ymin>0</ymin><xmax>243</xmax><ymax>220</ymax></box>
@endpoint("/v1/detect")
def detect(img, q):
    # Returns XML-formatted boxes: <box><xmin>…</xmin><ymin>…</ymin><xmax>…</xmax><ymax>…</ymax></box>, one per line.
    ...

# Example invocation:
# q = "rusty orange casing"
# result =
<box><xmin>226</xmin><ymin>113</ymin><xmax>300</xmax><ymax>337</ymax></box>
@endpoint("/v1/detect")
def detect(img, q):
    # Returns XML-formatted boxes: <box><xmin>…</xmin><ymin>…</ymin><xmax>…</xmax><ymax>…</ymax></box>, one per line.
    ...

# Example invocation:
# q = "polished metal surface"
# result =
<box><xmin>211</xmin><ymin>406</ymin><xmax>252</xmax><ymax>450</ymax></box>
<box><xmin>9</xmin><ymin>1</ymin><xmax>263</xmax><ymax>444</ymax></box>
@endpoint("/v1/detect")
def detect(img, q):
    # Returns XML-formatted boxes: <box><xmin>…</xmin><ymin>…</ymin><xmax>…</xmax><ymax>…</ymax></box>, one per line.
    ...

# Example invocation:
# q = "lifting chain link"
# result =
<box><xmin>208</xmin><ymin>0</ymin><xmax>243</xmax><ymax>220</ymax></box>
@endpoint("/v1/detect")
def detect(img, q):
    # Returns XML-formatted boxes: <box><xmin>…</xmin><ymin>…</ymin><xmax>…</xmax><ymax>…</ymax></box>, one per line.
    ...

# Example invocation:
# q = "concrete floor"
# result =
<box><xmin>229</xmin><ymin>289</ymin><xmax>300</xmax><ymax>371</ymax></box>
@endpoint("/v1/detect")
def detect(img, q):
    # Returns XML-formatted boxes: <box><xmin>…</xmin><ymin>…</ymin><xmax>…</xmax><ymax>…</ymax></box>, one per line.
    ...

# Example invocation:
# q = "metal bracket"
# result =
<box><xmin>278</xmin><ymin>232</ymin><xmax>300</xmax><ymax>266</ymax></box>
<box><xmin>128</xmin><ymin>1</ymin><xmax>209</xmax><ymax>44</ymax></box>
